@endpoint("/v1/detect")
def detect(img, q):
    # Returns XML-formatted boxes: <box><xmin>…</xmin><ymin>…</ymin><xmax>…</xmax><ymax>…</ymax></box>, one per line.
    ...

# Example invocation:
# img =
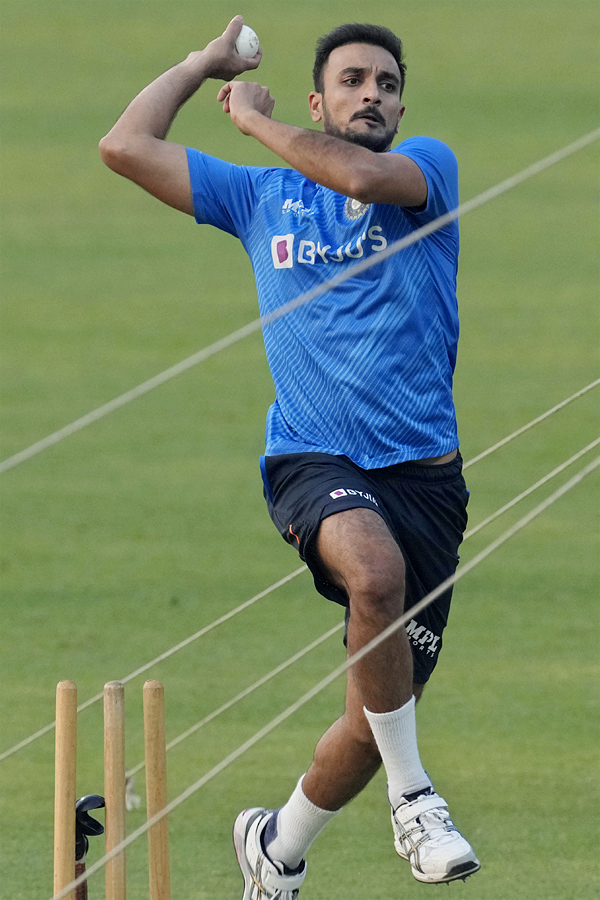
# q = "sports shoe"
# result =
<box><xmin>233</xmin><ymin>807</ymin><xmax>307</xmax><ymax>899</ymax></box>
<box><xmin>391</xmin><ymin>790</ymin><xmax>480</xmax><ymax>884</ymax></box>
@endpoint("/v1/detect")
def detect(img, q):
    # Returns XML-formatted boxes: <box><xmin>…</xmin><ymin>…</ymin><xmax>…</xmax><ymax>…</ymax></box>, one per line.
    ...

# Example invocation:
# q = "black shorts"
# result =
<box><xmin>260</xmin><ymin>451</ymin><xmax>469</xmax><ymax>684</ymax></box>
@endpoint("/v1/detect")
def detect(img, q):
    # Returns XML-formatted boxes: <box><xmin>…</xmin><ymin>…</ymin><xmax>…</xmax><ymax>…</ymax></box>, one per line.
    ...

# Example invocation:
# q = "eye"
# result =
<box><xmin>344</xmin><ymin>76</ymin><xmax>360</xmax><ymax>86</ymax></box>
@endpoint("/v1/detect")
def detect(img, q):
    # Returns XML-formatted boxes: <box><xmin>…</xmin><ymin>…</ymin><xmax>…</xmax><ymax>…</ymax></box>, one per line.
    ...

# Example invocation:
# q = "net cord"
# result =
<box><xmin>3</xmin><ymin>128</ymin><xmax>599</xmax><ymax>763</ymax></box>
<box><xmin>124</xmin><ymin>434</ymin><xmax>600</xmax><ymax>778</ymax></box>
<box><xmin>463</xmin><ymin>381</ymin><xmax>600</xmax><ymax>469</ymax></box>
<box><xmin>0</xmin><ymin>566</ymin><xmax>307</xmax><ymax>763</ymax></box>
<box><xmin>1</xmin><ymin>418</ymin><xmax>597</xmax><ymax>765</ymax></box>
<box><xmin>126</xmin><ymin>622</ymin><xmax>344</xmax><ymax>778</ymax></box>
<box><xmin>47</xmin><ymin>452</ymin><xmax>600</xmax><ymax>900</ymax></box>
<box><xmin>1</xmin><ymin>127</ymin><xmax>598</xmax><ymax>478</ymax></box>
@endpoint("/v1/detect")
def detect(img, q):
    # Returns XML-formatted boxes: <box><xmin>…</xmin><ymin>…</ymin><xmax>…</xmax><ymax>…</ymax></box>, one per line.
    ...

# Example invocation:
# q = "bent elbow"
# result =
<box><xmin>99</xmin><ymin>135</ymin><xmax>119</xmax><ymax>171</ymax></box>
<box><xmin>346</xmin><ymin>175</ymin><xmax>371</xmax><ymax>206</ymax></box>
<box><xmin>99</xmin><ymin>134</ymin><xmax>132</xmax><ymax>175</ymax></box>
<box><xmin>346</xmin><ymin>168</ymin><xmax>384</xmax><ymax>206</ymax></box>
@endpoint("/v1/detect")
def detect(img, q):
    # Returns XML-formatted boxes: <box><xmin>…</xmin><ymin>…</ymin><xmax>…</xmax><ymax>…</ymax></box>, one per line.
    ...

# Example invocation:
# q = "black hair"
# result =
<box><xmin>313</xmin><ymin>24</ymin><xmax>406</xmax><ymax>96</ymax></box>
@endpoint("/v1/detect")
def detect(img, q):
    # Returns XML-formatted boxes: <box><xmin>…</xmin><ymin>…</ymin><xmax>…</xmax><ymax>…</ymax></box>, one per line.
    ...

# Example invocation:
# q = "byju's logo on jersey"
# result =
<box><xmin>270</xmin><ymin>227</ymin><xmax>387</xmax><ymax>269</ymax></box>
<box><xmin>271</xmin><ymin>234</ymin><xmax>294</xmax><ymax>269</ymax></box>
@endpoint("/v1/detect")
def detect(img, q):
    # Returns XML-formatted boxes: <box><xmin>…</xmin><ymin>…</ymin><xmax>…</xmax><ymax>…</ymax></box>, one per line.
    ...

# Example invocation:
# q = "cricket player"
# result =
<box><xmin>100</xmin><ymin>16</ymin><xmax>480</xmax><ymax>897</ymax></box>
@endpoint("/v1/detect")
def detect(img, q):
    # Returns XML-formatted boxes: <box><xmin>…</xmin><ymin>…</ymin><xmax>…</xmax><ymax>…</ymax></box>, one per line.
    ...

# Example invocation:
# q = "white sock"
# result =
<box><xmin>265</xmin><ymin>775</ymin><xmax>340</xmax><ymax>870</ymax></box>
<box><xmin>364</xmin><ymin>696</ymin><xmax>432</xmax><ymax>809</ymax></box>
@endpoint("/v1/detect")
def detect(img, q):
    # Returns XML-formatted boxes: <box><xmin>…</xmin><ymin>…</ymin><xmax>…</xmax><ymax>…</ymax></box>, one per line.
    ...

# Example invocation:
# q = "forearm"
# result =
<box><xmin>101</xmin><ymin>54</ymin><xmax>209</xmax><ymax>146</ymax></box>
<box><xmin>102</xmin><ymin>13</ymin><xmax>262</xmax><ymax>148</ymax></box>
<box><xmin>241</xmin><ymin>112</ymin><xmax>381</xmax><ymax>201</ymax></box>
<box><xmin>99</xmin><ymin>16</ymin><xmax>263</xmax><ymax>214</ymax></box>
<box><xmin>224</xmin><ymin>96</ymin><xmax>425</xmax><ymax>207</ymax></box>
<box><xmin>98</xmin><ymin>55</ymin><xmax>210</xmax><ymax>214</ymax></box>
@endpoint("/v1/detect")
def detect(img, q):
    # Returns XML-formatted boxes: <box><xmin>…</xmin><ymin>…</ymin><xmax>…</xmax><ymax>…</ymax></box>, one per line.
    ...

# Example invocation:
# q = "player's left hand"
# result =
<box><xmin>217</xmin><ymin>81</ymin><xmax>275</xmax><ymax>133</ymax></box>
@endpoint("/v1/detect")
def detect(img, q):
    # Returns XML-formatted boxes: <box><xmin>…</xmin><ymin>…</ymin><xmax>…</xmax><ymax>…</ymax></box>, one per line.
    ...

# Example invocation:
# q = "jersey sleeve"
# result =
<box><xmin>186</xmin><ymin>148</ymin><xmax>263</xmax><ymax>240</ymax></box>
<box><xmin>393</xmin><ymin>137</ymin><xmax>459</xmax><ymax>225</ymax></box>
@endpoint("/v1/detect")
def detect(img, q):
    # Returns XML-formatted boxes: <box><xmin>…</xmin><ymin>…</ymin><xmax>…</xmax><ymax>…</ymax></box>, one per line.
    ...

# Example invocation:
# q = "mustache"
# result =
<box><xmin>350</xmin><ymin>106</ymin><xmax>386</xmax><ymax>125</ymax></box>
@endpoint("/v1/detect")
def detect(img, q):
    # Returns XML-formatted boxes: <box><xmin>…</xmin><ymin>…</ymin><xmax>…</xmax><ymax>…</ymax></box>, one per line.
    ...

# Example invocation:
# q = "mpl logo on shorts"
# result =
<box><xmin>329</xmin><ymin>488</ymin><xmax>379</xmax><ymax>506</ymax></box>
<box><xmin>406</xmin><ymin>619</ymin><xmax>441</xmax><ymax>655</ymax></box>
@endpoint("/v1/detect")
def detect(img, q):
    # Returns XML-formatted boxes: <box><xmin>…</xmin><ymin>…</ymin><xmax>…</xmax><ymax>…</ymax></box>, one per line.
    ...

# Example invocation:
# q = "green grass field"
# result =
<box><xmin>1</xmin><ymin>1</ymin><xmax>598</xmax><ymax>897</ymax></box>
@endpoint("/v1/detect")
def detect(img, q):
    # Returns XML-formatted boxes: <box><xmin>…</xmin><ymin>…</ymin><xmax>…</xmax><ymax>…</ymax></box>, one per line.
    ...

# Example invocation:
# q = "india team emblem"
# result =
<box><xmin>344</xmin><ymin>197</ymin><xmax>370</xmax><ymax>220</ymax></box>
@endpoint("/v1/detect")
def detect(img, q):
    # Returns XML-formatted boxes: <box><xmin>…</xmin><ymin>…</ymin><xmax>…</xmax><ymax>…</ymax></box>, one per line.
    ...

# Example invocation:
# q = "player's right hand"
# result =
<box><xmin>192</xmin><ymin>15</ymin><xmax>262</xmax><ymax>81</ymax></box>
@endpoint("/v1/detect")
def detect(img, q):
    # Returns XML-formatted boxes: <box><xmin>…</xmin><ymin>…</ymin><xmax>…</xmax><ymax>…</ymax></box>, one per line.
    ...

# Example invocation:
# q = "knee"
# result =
<box><xmin>318</xmin><ymin>508</ymin><xmax>405</xmax><ymax>618</ymax></box>
<box><xmin>348</xmin><ymin>558</ymin><xmax>406</xmax><ymax>622</ymax></box>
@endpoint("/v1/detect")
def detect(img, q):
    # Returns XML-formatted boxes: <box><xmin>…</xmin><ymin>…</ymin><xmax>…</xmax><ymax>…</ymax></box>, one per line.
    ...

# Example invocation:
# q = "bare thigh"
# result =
<box><xmin>317</xmin><ymin>507</ymin><xmax>405</xmax><ymax>606</ymax></box>
<box><xmin>317</xmin><ymin>507</ymin><xmax>413</xmax><ymax>712</ymax></box>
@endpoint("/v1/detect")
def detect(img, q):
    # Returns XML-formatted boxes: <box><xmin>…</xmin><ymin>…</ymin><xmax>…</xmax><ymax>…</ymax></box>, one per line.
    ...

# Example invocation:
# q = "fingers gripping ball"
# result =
<box><xmin>235</xmin><ymin>24</ymin><xmax>260</xmax><ymax>58</ymax></box>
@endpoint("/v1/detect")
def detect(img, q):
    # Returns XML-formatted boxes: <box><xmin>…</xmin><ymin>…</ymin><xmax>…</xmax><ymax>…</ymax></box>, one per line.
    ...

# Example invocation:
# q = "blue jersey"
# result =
<box><xmin>186</xmin><ymin>136</ymin><xmax>460</xmax><ymax>468</ymax></box>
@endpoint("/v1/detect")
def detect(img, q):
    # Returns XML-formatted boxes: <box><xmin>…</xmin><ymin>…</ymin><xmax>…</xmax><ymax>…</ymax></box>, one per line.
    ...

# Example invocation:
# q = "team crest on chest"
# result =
<box><xmin>345</xmin><ymin>197</ymin><xmax>370</xmax><ymax>220</ymax></box>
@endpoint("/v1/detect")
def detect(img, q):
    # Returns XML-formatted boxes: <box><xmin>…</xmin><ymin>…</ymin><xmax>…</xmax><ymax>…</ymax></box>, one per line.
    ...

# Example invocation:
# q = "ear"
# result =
<box><xmin>394</xmin><ymin>103</ymin><xmax>406</xmax><ymax>133</ymax></box>
<box><xmin>308</xmin><ymin>91</ymin><xmax>323</xmax><ymax>123</ymax></box>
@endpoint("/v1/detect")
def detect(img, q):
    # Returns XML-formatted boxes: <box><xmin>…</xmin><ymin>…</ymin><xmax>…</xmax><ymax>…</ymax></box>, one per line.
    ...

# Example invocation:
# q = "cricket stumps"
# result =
<box><xmin>53</xmin><ymin>679</ymin><xmax>170</xmax><ymax>899</ymax></box>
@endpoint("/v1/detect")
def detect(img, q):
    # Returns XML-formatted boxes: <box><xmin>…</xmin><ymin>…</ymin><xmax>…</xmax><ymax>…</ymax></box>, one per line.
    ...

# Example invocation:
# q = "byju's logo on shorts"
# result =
<box><xmin>329</xmin><ymin>488</ymin><xmax>379</xmax><ymax>506</ymax></box>
<box><xmin>271</xmin><ymin>234</ymin><xmax>294</xmax><ymax>269</ymax></box>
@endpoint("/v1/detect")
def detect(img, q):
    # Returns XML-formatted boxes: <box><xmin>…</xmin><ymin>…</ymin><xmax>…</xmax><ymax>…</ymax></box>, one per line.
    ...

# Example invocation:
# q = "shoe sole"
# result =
<box><xmin>395</xmin><ymin>842</ymin><xmax>481</xmax><ymax>884</ymax></box>
<box><xmin>413</xmin><ymin>860</ymin><xmax>481</xmax><ymax>884</ymax></box>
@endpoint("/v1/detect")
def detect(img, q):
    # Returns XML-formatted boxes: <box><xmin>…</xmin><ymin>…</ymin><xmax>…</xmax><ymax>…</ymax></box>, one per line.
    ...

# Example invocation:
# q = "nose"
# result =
<box><xmin>362</xmin><ymin>78</ymin><xmax>382</xmax><ymax>105</ymax></box>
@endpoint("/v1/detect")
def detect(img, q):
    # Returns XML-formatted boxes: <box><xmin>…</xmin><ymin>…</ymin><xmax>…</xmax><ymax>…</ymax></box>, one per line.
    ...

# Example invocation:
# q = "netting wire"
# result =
<box><xmin>1</xmin><ymin>127</ymin><xmax>598</xmax><ymax>478</ymax></box>
<box><xmin>48</xmin><ymin>452</ymin><xmax>600</xmax><ymax>900</ymax></box>
<box><xmin>1</xmin><ymin>128</ymin><xmax>599</xmax><ymax>764</ymax></box>
<box><xmin>1</xmin><ymin>393</ymin><xmax>597</xmax><ymax>766</ymax></box>
<box><xmin>123</xmin><ymin>433</ymin><xmax>599</xmax><ymax>779</ymax></box>
<box><xmin>463</xmin><ymin>380</ymin><xmax>600</xmax><ymax>470</ymax></box>
<box><xmin>0</xmin><ymin>566</ymin><xmax>307</xmax><ymax>763</ymax></box>
<box><xmin>0</xmin><ymin>122</ymin><xmax>590</xmax><ymax>896</ymax></box>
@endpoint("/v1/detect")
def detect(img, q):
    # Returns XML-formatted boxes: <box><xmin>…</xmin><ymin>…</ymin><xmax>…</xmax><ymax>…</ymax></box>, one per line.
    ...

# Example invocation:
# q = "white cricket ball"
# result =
<box><xmin>235</xmin><ymin>24</ymin><xmax>260</xmax><ymax>58</ymax></box>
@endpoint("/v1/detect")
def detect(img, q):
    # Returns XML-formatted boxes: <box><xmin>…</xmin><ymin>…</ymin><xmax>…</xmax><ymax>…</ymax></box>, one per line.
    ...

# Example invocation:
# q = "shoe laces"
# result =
<box><xmin>416</xmin><ymin>804</ymin><xmax>453</xmax><ymax>839</ymax></box>
<box><xmin>397</xmin><ymin>792</ymin><xmax>456</xmax><ymax>848</ymax></box>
